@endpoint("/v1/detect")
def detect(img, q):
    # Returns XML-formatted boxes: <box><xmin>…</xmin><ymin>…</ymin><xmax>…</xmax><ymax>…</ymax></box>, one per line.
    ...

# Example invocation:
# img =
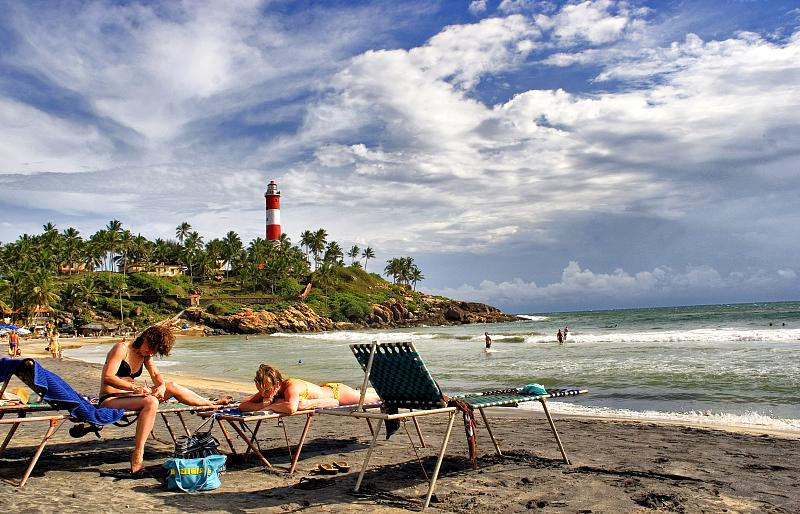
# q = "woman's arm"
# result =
<box><xmin>145</xmin><ymin>358</ymin><xmax>166</xmax><ymax>399</ymax></box>
<box><xmin>101</xmin><ymin>343</ymin><xmax>150</xmax><ymax>394</ymax></box>
<box><xmin>266</xmin><ymin>381</ymin><xmax>303</xmax><ymax>414</ymax></box>
<box><xmin>237</xmin><ymin>392</ymin><xmax>269</xmax><ymax>412</ymax></box>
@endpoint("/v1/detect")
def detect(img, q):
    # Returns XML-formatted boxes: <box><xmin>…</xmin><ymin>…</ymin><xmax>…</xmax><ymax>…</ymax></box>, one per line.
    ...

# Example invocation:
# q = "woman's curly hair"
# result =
<box><xmin>131</xmin><ymin>325</ymin><xmax>175</xmax><ymax>357</ymax></box>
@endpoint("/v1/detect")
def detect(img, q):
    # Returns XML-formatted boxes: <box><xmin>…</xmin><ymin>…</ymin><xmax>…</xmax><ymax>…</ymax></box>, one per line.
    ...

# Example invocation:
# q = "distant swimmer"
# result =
<box><xmin>484</xmin><ymin>332</ymin><xmax>492</xmax><ymax>351</ymax></box>
<box><xmin>563</xmin><ymin>326</ymin><xmax>569</xmax><ymax>341</ymax></box>
<box><xmin>556</xmin><ymin>329</ymin><xmax>564</xmax><ymax>345</ymax></box>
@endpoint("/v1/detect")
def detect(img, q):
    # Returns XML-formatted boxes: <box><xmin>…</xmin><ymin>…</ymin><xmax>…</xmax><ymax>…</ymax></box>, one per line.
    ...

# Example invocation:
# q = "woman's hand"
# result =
<box><xmin>131</xmin><ymin>384</ymin><xmax>152</xmax><ymax>395</ymax></box>
<box><xmin>152</xmin><ymin>383</ymin><xmax>167</xmax><ymax>400</ymax></box>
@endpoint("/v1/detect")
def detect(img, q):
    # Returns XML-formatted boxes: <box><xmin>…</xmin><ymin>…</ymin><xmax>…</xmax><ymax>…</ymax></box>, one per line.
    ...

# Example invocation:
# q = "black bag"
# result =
<box><xmin>173</xmin><ymin>416</ymin><xmax>225</xmax><ymax>473</ymax></box>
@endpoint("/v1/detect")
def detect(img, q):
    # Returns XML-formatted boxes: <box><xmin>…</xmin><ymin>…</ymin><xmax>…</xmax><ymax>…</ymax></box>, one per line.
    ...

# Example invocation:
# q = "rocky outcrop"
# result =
<box><xmin>187</xmin><ymin>293</ymin><xmax>520</xmax><ymax>335</ymax></box>
<box><xmin>186</xmin><ymin>303</ymin><xmax>337</xmax><ymax>334</ymax></box>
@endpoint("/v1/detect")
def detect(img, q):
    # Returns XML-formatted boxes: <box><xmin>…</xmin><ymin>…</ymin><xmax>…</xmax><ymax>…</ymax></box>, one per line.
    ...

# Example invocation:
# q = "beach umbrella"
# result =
<box><xmin>17</xmin><ymin>328</ymin><xmax>31</xmax><ymax>335</ymax></box>
<box><xmin>1</xmin><ymin>324</ymin><xmax>20</xmax><ymax>330</ymax></box>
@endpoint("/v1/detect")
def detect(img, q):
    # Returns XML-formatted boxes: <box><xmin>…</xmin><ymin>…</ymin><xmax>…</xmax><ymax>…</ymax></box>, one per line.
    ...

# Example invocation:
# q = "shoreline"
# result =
<box><xmin>19</xmin><ymin>336</ymin><xmax>800</xmax><ymax>440</ymax></box>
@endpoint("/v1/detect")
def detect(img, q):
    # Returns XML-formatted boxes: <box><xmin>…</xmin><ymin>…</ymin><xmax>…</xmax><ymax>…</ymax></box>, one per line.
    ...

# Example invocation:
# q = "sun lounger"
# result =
<box><xmin>201</xmin><ymin>400</ymin><xmax>392</xmax><ymax>475</ymax></box>
<box><xmin>322</xmin><ymin>342</ymin><xmax>588</xmax><ymax>509</ymax></box>
<box><xmin>199</xmin><ymin>407</ymin><xmax>317</xmax><ymax>474</ymax></box>
<box><xmin>0</xmin><ymin>358</ymin><xmax>231</xmax><ymax>486</ymax></box>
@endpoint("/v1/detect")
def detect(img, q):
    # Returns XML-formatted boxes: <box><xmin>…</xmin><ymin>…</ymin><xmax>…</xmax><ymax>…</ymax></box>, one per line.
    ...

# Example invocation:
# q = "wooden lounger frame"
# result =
<box><xmin>321</xmin><ymin>341</ymin><xmax>587</xmax><ymax>510</ymax></box>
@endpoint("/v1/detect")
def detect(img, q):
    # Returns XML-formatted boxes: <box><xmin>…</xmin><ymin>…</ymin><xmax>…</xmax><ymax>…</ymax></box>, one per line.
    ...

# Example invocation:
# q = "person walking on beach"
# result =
<box><xmin>8</xmin><ymin>329</ymin><xmax>20</xmax><ymax>357</ymax></box>
<box><xmin>556</xmin><ymin>329</ymin><xmax>564</xmax><ymax>345</ymax></box>
<box><xmin>49</xmin><ymin>330</ymin><xmax>61</xmax><ymax>360</ymax></box>
<box><xmin>484</xmin><ymin>332</ymin><xmax>492</xmax><ymax>351</ymax></box>
<box><xmin>98</xmin><ymin>325</ymin><xmax>234</xmax><ymax>474</ymax></box>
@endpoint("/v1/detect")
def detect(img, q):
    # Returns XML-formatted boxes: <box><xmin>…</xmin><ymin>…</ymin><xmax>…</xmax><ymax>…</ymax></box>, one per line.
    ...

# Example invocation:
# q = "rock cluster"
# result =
<box><xmin>187</xmin><ymin>293</ymin><xmax>520</xmax><ymax>335</ymax></box>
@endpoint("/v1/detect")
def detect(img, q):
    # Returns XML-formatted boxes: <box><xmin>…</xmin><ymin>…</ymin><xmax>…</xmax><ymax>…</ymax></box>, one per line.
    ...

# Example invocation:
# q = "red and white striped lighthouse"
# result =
<box><xmin>265</xmin><ymin>180</ymin><xmax>281</xmax><ymax>241</ymax></box>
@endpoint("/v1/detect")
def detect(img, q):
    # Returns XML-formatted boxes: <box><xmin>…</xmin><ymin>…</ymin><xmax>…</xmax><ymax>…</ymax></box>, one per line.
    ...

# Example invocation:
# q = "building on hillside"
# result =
<box><xmin>125</xmin><ymin>263</ymin><xmax>184</xmax><ymax>277</ymax></box>
<box><xmin>58</xmin><ymin>262</ymin><xmax>88</xmax><ymax>274</ymax></box>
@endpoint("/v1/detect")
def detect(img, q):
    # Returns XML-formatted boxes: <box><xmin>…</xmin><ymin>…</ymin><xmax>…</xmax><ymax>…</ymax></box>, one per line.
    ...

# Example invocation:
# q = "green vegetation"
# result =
<box><xmin>0</xmin><ymin>219</ymin><xmax>426</xmax><ymax>328</ymax></box>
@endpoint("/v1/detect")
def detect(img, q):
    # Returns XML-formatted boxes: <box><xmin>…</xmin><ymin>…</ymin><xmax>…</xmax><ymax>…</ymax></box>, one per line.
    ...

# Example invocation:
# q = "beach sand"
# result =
<box><xmin>1</xmin><ymin>357</ymin><xmax>798</xmax><ymax>513</ymax></box>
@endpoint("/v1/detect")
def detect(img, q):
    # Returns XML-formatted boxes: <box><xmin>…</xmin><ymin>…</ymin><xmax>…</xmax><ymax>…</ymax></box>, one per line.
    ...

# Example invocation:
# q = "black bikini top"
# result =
<box><xmin>116</xmin><ymin>358</ymin><xmax>143</xmax><ymax>379</ymax></box>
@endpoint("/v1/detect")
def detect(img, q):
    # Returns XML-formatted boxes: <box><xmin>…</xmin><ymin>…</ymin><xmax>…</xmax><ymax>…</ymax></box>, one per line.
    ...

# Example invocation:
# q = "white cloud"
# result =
<box><xmin>534</xmin><ymin>0</ymin><xmax>630</xmax><ymax>45</ymax></box>
<box><xmin>429</xmin><ymin>262</ymin><xmax>800</xmax><ymax>309</ymax></box>
<box><xmin>468</xmin><ymin>0</ymin><xmax>488</xmax><ymax>16</ymax></box>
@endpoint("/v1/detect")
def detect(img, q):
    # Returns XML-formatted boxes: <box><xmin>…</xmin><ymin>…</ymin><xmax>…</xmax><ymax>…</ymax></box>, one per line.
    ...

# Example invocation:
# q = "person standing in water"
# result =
<box><xmin>556</xmin><ymin>329</ymin><xmax>564</xmax><ymax>345</ymax></box>
<box><xmin>563</xmin><ymin>326</ymin><xmax>569</xmax><ymax>341</ymax></box>
<box><xmin>484</xmin><ymin>332</ymin><xmax>492</xmax><ymax>351</ymax></box>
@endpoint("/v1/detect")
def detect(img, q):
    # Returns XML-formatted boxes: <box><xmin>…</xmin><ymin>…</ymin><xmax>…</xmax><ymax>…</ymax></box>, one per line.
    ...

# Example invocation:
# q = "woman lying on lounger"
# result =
<box><xmin>99</xmin><ymin>325</ymin><xmax>232</xmax><ymax>474</ymax></box>
<box><xmin>239</xmin><ymin>363</ymin><xmax>380</xmax><ymax>414</ymax></box>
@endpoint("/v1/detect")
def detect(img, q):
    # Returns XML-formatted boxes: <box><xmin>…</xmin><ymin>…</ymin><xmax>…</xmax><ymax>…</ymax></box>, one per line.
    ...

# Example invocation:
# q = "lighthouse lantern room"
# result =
<box><xmin>265</xmin><ymin>180</ymin><xmax>281</xmax><ymax>241</ymax></box>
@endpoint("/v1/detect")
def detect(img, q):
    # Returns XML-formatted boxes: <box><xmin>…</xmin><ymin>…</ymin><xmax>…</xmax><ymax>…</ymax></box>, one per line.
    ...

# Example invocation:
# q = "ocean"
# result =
<box><xmin>67</xmin><ymin>301</ymin><xmax>800</xmax><ymax>432</ymax></box>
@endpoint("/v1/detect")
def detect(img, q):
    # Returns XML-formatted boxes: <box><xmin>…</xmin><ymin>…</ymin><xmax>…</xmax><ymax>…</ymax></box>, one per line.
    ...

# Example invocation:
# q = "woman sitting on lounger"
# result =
<box><xmin>99</xmin><ymin>325</ymin><xmax>232</xmax><ymax>474</ymax></box>
<box><xmin>239</xmin><ymin>363</ymin><xmax>380</xmax><ymax>414</ymax></box>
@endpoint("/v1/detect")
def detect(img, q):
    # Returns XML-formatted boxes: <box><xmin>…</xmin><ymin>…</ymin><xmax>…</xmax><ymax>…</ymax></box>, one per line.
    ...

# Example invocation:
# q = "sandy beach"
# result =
<box><xmin>1</xmin><ymin>353</ymin><xmax>798</xmax><ymax>513</ymax></box>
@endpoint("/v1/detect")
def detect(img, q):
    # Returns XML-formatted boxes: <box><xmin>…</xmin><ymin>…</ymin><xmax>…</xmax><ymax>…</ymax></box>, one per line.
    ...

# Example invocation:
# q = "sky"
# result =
<box><xmin>1</xmin><ymin>0</ymin><xmax>799</xmax><ymax>313</ymax></box>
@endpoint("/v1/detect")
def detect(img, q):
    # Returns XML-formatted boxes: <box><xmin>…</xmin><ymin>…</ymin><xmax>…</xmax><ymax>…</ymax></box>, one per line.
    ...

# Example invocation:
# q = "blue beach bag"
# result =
<box><xmin>163</xmin><ymin>454</ymin><xmax>227</xmax><ymax>492</ymax></box>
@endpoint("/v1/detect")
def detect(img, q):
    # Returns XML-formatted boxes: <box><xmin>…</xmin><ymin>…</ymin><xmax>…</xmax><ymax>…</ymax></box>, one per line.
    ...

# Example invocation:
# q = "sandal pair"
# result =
<box><xmin>316</xmin><ymin>461</ymin><xmax>350</xmax><ymax>474</ymax></box>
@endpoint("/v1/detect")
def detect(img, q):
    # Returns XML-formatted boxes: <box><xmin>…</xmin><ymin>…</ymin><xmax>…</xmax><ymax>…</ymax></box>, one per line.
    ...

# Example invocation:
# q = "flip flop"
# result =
<box><xmin>317</xmin><ymin>463</ymin><xmax>337</xmax><ymax>475</ymax></box>
<box><xmin>332</xmin><ymin>461</ymin><xmax>350</xmax><ymax>473</ymax></box>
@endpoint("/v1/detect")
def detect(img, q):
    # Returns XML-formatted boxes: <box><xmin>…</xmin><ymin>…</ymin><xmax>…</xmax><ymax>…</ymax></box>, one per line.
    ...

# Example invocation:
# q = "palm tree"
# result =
<box><xmin>309</xmin><ymin>229</ymin><xmax>328</xmax><ymax>270</ymax></box>
<box><xmin>107</xmin><ymin>274</ymin><xmax>129</xmax><ymax>324</ymax></box>
<box><xmin>384</xmin><ymin>258</ymin><xmax>402</xmax><ymax>283</ymax></box>
<box><xmin>117</xmin><ymin>229</ymin><xmax>134</xmax><ymax>274</ymax></box>
<box><xmin>299</xmin><ymin>230</ymin><xmax>313</xmax><ymax>263</ymax></box>
<box><xmin>175</xmin><ymin>222</ymin><xmax>192</xmax><ymax>245</ymax></box>
<box><xmin>61</xmin><ymin>227</ymin><xmax>83</xmax><ymax>274</ymax></box>
<box><xmin>409</xmin><ymin>265</ymin><xmax>424</xmax><ymax>290</ymax></box>
<box><xmin>59</xmin><ymin>282</ymin><xmax>84</xmax><ymax>316</ymax></box>
<box><xmin>105</xmin><ymin>220</ymin><xmax>122</xmax><ymax>272</ymax></box>
<box><xmin>347</xmin><ymin>245</ymin><xmax>360</xmax><ymax>265</ymax></box>
<box><xmin>324</xmin><ymin>241</ymin><xmax>344</xmax><ymax>266</ymax></box>
<box><xmin>361</xmin><ymin>246</ymin><xmax>375</xmax><ymax>271</ymax></box>
<box><xmin>27</xmin><ymin>269</ymin><xmax>60</xmax><ymax>320</ymax></box>
<box><xmin>79</xmin><ymin>274</ymin><xmax>99</xmax><ymax>306</ymax></box>
<box><xmin>222</xmin><ymin>231</ymin><xmax>242</xmax><ymax>280</ymax></box>
<box><xmin>183</xmin><ymin>231</ymin><xmax>204</xmax><ymax>282</ymax></box>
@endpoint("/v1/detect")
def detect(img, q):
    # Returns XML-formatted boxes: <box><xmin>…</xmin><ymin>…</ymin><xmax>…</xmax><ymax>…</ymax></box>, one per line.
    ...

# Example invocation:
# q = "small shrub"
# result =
<box><xmin>128</xmin><ymin>273</ymin><xmax>174</xmax><ymax>296</ymax></box>
<box><xmin>206</xmin><ymin>302</ymin><xmax>238</xmax><ymax>315</ymax></box>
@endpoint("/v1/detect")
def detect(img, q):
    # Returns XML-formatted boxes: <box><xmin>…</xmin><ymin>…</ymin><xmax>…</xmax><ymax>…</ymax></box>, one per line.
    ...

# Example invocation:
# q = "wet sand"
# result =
<box><xmin>1</xmin><ymin>358</ymin><xmax>798</xmax><ymax>513</ymax></box>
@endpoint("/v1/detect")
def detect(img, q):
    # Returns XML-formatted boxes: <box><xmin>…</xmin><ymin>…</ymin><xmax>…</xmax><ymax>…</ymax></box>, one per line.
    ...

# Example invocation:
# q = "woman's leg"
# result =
<box><xmin>336</xmin><ymin>385</ymin><xmax>381</xmax><ymax>405</ymax></box>
<box><xmin>163</xmin><ymin>381</ymin><xmax>230</xmax><ymax>405</ymax></box>
<box><xmin>101</xmin><ymin>395</ymin><xmax>159</xmax><ymax>472</ymax></box>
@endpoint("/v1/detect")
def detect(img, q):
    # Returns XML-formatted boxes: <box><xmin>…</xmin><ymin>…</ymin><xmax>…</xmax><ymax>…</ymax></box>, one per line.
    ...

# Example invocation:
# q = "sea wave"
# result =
<box><xmin>523</xmin><ymin>401</ymin><xmax>800</xmax><ymax>432</ymax></box>
<box><xmin>517</xmin><ymin>315</ymin><xmax>549</xmax><ymax>321</ymax></box>
<box><xmin>520</xmin><ymin>328</ymin><xmax>800</xmax><ymax>345</ymax></box>
<box><xmin>269</xmin><ymin>330</ymin><xmax>436</xmax><ymax>342</ymax></box>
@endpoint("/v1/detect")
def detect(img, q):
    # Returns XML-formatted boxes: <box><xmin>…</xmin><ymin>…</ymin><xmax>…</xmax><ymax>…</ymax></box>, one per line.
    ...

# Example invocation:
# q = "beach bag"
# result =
<box><xmin>163</xmin><ymin>454</ymin><xmax>226</xmax><ymax>492</ymax></box>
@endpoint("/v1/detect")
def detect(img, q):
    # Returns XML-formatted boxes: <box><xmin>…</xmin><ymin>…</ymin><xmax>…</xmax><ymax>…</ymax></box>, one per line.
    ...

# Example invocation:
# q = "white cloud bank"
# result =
<box><xmin>430</xmin><ymin>262</ymin><xmax>800</xmax><ymax>311</ymax></box>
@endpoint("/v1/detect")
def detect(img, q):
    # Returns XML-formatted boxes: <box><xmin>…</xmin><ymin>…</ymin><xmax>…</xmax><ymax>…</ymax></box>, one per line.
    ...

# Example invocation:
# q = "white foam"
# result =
<box><xmin>270</xmin><ymin>330</ymin><xmax>436</xmax><ymax>342</ymax></box>
<box><xmin>522</xmin><ymin>401</ymin><xmax>800</xmax><ymax>432</ymax></box>
<box><xmin>523</xmin><ymin>328</ymin><xmax>800</xmax><ymax>345</ymax></box>
<box><xmin>517</xmin><ymin>315</ymin><xmax>549</xmax><ymax>321</ymax></box>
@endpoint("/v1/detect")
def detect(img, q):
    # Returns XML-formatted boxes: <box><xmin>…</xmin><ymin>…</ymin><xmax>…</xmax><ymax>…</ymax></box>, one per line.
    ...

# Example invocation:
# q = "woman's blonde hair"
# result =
<box><xmin>254</xmin><ymin>364</ymin><xmax>283</xmax><ymax>391</ymax></box>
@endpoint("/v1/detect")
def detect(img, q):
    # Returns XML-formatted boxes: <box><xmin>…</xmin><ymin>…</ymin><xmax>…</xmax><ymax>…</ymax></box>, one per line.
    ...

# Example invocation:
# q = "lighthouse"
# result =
<box><xmin>265</xmin><ymin>180</ymin><xmax>281</xmax><ymax>241</ymax></box>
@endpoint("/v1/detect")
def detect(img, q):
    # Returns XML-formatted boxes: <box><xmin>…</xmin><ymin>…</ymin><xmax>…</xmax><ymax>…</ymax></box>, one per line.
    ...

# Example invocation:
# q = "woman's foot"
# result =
<box><xmin>130</xmin><ymin>459</ymin><xmax>145</xmax><ymax>474</ymax></box>
<box><xmin>214</xmin><ymin>395</ymin><xmax>235</xmax><ymax>406</ymax></box>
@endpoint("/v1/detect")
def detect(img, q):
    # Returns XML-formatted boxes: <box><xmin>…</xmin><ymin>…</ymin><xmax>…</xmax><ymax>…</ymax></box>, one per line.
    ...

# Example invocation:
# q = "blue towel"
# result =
<box><xmin>0</xmin><ymin>358</ymin><xmax>124</xmax><ymax>425</ymax></box>
<box><xmin>519</xmin><ymin>383</ymin><xmax>548</xmax><ymax>396</ymax></box>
